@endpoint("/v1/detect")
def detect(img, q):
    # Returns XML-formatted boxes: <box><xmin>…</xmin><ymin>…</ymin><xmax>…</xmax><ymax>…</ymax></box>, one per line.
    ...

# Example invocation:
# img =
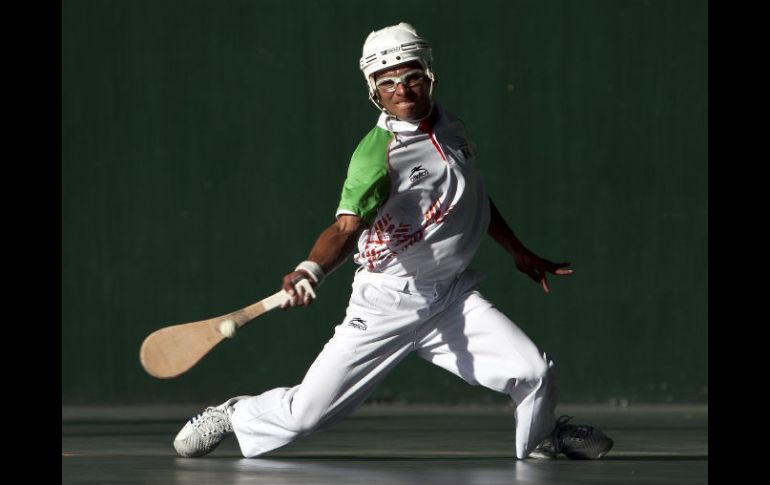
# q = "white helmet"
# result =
<box><xmin>359</xmin><ymin>22</ymin><xmax>436</xmax><ymax>113</ymax></box>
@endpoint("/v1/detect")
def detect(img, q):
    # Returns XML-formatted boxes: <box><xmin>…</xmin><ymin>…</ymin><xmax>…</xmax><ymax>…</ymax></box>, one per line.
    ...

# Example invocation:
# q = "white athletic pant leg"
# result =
<box><xmin>415</xmin><ymin>288</ymin><xmax>557</xmax><ymax>459</ymax></box>
<box><xmin>230</xmin><ymin>271</ymin><xmax>427</xmax><ymax>457</ymax></box>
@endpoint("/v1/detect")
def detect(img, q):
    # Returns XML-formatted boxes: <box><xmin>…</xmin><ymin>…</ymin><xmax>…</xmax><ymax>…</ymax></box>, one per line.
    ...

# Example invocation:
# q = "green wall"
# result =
<box><xmin>63</xmin><ymin>0</ymin><xmax>707</xmax><ymax>404</ymax></box>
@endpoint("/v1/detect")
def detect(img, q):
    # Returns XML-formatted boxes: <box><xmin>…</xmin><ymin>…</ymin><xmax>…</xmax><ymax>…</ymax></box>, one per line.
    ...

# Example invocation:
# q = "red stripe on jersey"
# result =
<box><xmin>418</xmin><ymin>115</ymin><xmax>447</xmax><ymax>161</ymax></box>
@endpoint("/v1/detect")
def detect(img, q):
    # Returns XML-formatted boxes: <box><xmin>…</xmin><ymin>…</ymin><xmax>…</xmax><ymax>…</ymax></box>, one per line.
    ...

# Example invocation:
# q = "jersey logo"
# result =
<box><xmin>346</xmin><ymin>317</ymin><xmax>368</xmax><ymax>331</ymax></box>
<box><xmin>409</xmin><ymin>165</ymin><xmax>430</xmax><ymax>184</ymax></box>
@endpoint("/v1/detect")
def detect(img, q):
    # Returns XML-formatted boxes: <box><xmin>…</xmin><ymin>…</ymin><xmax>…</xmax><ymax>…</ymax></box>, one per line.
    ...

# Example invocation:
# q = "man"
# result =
<box><xmin>173</xmin><ymin>22</ymin><xmax>613</xmax><ymax>461</ymax></box>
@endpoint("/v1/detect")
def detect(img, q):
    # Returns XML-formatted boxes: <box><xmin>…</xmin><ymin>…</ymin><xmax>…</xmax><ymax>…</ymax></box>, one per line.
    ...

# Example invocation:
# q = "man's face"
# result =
<box><xmin>373</xmin><ymin>61</ymin><xmax>432</xmax><ymax>121</ymax></box>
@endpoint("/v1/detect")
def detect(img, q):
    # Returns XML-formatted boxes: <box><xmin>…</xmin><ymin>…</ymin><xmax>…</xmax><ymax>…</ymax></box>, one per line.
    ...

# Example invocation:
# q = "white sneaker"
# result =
<box><xmin>173</xmin><ymin>396</ymin><xmax>250</xmax><ymax>457</ymax></box>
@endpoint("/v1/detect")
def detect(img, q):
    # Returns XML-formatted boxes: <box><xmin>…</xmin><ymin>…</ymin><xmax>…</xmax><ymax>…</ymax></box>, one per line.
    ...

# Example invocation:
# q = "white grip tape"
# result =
<box><xmin>295</xmin><ymin>260</ymin><xmax>324</xmax><ymax>285</ymax></box>
<box><xmin>294</xmin><ymin>278</ymin><xmax>316</xmax><ymax>301</ymax></box>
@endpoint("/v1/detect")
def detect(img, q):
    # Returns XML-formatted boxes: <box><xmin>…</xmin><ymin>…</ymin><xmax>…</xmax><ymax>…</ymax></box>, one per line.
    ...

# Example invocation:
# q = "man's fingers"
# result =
<box><xmin>541</xmin><ymin>274</ymin><xmax>550</xmax><ymax>293</ymax></box>
<box><xmin>281</xmin><ymin>272</ymin><xmax>305</xmax><ymax>309</ymax></box>
<box><xmin>282</xmin><ymin>274</ymin><xmax>299</xmax><ymax>296</ymax></box>
<box><xmin>294</xmin><ymin>279</ymin><xmax>316</xmax><ymax>308</ymax></box>
<box><xmin>280</xmin><ymin>271</ymin><xmax>319</xmax><ymax>310</ymax></box>
<box><xmin>280</xmin><ymin>295</ymin><xmax>297</xmax><ymax>310</ymax></box>
<box><xmin>280</xmin><ymin>282</ymin><xmax>294</xmax><ymax>310</ymax></box>
<box><xmin>551</xmin><ymin>262</ymin><xmax>573</xmax><ymax>275</ymax></box>
<box><xmin>296</xmin><ymin>279</ymin><xmax>316</xmax><ymax>299</ymax></box>
<box><xmin>282</xmin><ymin>283</ymin><xmax>296</xmax><ymax>297</ymax></box>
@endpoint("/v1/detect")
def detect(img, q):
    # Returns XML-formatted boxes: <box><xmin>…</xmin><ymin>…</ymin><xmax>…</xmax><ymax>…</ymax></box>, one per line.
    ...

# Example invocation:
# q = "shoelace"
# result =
<box><xmin>551</xmin><ymin>415</ymin><xmax>573</xmax><ymax>455</ymax></box>
<box><xmin>188</xmin><ymin>407</ymin><xmax>232</xmax><ymax>437</ymax></box>
<box><xmin>555</xmin><ymin>415</ymin><xmax>595</xmax><ymax>444</ymax></box>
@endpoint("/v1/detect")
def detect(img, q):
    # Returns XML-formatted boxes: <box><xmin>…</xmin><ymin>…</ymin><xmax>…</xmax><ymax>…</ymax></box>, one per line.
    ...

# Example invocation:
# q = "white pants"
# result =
<box><xmin>231</xmin><ymin>269</ymin><xmax>557</xmax><ymax>459</ymax></box>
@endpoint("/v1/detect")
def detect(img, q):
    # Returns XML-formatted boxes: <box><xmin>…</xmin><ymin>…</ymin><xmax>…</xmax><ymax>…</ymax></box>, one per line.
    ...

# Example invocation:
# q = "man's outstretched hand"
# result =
<box><xmin>513</xmin><ymin>247</ymin><xmax>573</xmax><ymax>293</ymax></box>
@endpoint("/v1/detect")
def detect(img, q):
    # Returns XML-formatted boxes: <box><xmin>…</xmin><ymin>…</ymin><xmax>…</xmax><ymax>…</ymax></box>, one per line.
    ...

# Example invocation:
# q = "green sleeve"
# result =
<box><xmin>336</xmin><ymin>126</ymin><xmax>392</xmax><ymax>225</ymax></box>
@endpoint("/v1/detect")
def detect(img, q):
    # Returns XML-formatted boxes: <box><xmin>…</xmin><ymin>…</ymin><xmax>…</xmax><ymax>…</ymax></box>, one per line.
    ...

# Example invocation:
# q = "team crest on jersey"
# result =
<box><xmin>409</xmin><ymin>165</ymin><xmax>430</xmax><ymax>184</ymax></box>
<box><xmin>347</xmin><ymin>317</ymin><xmax>368</xmax><ymax>331</ymax></box>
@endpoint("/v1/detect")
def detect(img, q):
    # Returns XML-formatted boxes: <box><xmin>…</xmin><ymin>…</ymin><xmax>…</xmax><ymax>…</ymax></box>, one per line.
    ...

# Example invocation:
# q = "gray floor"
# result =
<box><xmin>62</xmin><ymin>403</ymin><xmax>707</xmax><ymax>484</ymax></box>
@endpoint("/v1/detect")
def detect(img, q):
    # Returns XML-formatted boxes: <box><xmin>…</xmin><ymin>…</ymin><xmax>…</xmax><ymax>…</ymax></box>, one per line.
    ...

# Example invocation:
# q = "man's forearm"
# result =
<box><xmin>307</xmin><ymin>216</ymin><xmax>364</xmax><ymax>276</ymax></box>
<box><xmin>487</xmin><ymin>198</ymin><xmax>525</xmax><ymax>256</ymax></box>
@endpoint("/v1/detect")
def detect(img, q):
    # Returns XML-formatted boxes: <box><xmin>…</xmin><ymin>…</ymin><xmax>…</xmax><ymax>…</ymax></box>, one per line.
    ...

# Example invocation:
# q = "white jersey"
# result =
<box><xmin>336</xmin><ymin>103</ymin><xmax>490</xmax><ymax>281</ymax></box>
